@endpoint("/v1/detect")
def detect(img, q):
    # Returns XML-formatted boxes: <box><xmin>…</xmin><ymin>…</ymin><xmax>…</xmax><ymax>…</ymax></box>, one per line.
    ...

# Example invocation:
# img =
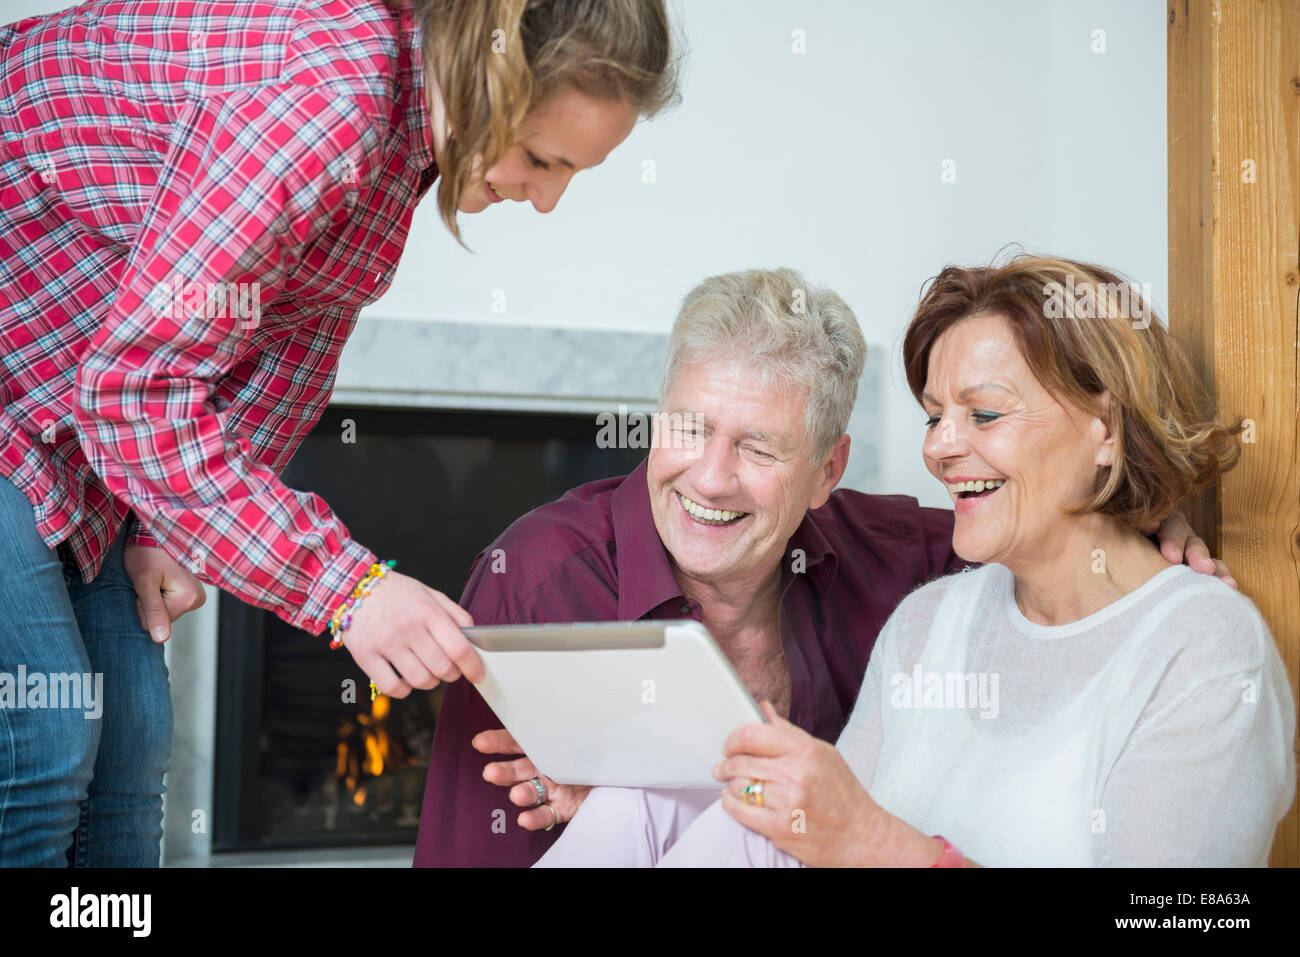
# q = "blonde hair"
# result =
<box><xmin>902</xmin><ymin>253</ymin><xmax>1243</xmax><ymax>528</ymax></box>
<box><xmin>384</xmin><ymin>0</ymin><xmax>680</xmax><ymax>243</ymax></box>
<box><xmin>661</xmin><ymin>268</ymin><xmax>867</xmax><ymax>463</ymax></box>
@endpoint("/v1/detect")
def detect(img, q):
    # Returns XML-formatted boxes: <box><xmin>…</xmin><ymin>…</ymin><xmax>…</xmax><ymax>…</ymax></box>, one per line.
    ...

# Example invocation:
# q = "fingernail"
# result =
<box><xmin>151</xmin><ymin>626</ymin><xmax>169</xmax><ymax>643</ymax></box>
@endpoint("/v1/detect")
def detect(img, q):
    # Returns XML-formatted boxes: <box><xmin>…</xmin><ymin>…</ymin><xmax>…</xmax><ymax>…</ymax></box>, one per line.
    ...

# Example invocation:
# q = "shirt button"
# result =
<box><xmin>679</xmin><ymin>601</ymin><xmax>691</xmax><ymax>615</ymax></box>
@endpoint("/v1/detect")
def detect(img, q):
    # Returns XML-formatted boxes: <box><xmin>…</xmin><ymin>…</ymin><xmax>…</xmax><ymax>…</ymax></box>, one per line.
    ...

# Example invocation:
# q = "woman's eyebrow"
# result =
<box><xmin>525</xmin><ymin>137</ymin><xmax>577</xmax><ymax>169</ymax></box>
<box><xmin>957</xmin><ymin>382</ymin><xmax>1013</xmax><ymax>400</ymax></box>
<box><xmin>921</xmin><ymin>383</ymin><xmax>1013</xmax><ymax>404</ymax></box>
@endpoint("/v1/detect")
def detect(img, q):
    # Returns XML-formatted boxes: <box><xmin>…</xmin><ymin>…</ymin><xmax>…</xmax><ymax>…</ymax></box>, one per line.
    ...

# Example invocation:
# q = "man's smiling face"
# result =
<box><xmin>647</xmin><ymin>359</ymin><xmax>848</xmax><ymax>590</ymax></box>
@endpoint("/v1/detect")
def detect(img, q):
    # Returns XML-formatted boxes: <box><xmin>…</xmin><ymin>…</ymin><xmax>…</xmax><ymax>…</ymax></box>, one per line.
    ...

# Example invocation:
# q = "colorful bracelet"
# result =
<box><xmin>930</xmin><ymin>835</ymin><xmax>966</xmax><ymax>868</ymax></box>
<box><xmin>328</xmin><ymin>559</ymin><xmax>397</xmax><ymax>649</ymax></box>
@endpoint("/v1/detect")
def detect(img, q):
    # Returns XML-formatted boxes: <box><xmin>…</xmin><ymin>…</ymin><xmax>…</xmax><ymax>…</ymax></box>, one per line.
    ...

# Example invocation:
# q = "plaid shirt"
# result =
<box><xmin>0</xmin><ymin>0</ymin><xmax>438</xmax><ymax>634</ymax></box>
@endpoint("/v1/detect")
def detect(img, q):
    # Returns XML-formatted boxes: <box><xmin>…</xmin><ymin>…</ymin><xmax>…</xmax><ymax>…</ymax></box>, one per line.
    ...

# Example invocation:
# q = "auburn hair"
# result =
<box><xmin>902</xmin><ymin>253</ymin><xmax>1243</xmax><ymax>528</ymax></box>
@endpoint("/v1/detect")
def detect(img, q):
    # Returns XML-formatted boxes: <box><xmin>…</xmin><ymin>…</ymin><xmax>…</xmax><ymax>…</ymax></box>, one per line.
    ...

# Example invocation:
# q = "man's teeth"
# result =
<box><xmin>680</xmin><ymin>493</ymin><xmax>746</xmax><ymax>525</ymax></box>
<box><xmin>947</xmin><ymin>479</ymin><xmax>1006</xmax><ymax>494</ymax></box>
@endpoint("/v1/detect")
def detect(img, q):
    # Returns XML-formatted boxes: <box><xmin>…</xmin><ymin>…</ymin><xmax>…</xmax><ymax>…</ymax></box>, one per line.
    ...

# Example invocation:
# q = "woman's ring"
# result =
<box><xmin>742</xmin><ymin>779</ymin><xmax>765</xmax><ymax>807</ymax></box>
<box><xmin>528</xmin><ymin>777</ymin><xmax>547</xmax><ymax>808</ymax></box>
<box><xmin>544</xmin><ymin>804</ymin><xmax>559</xmax><ymax>831</ymax></box>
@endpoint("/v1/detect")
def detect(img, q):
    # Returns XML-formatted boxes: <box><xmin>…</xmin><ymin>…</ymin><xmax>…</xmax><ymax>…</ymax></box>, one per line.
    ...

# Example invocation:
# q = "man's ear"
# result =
<box><xmin>1092</xmin><ymin>390</ymin><xmax>1116</xmax><ymax>468</ymax></box>
<box><xmin>809</xmin><ymin>434</ymin><xmax>851</xmax><ymax>510</ymax></box>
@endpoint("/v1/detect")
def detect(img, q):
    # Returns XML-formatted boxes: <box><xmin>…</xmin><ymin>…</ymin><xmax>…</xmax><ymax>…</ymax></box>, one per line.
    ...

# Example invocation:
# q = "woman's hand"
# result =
<box><xmin>717</xmin><ymin>703</ymin><xmax>982</xmax><ymax>867</ymax></box>
<box><xmin>473</xmin><ymin>727</ymin><xmax>592</xmax><ymax>830</ymax></box>
<box><xmin>338</xmin><ymin>570</ymin><xmax>482</xmax><ymax>698</ymax></box>
<box><xmin>714</xmin><ymin>701</ymin><xmax>890</xmax><ymax>867</ymax></box>
<box><xmin>123</xmin><ymin>545</ymin><xmax>208</xmax><ymax>642</ymax></box>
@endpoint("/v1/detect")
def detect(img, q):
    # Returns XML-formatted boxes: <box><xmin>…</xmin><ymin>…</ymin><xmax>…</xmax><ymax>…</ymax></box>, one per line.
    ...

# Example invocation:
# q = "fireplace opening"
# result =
<box><xmin>213</xmin><ymin>404</ymin><xmax>646</xmax><ymax>851</ymax></box>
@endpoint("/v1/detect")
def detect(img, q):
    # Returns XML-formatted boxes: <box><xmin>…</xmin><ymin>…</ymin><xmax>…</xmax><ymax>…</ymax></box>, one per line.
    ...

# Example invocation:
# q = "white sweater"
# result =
<box><xmin>842</xmin><ymin>563</ymin><xmax>1296</xmax><ymax>866</ymax></box>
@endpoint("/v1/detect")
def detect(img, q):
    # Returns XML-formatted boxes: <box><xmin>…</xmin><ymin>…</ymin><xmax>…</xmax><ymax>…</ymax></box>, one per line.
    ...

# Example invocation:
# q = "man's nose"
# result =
<box><xmin>690</xmin><ymin>436</ymin><xmax>739</xmax><ymax>494</ymax></box>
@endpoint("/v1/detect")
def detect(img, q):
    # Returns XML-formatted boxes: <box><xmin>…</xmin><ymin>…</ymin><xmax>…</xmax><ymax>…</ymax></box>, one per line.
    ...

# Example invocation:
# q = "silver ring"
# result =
<box><xmin>528</xmin><ymin>776</ymin><xmax>547</xmax><ymax>808</ymax></box>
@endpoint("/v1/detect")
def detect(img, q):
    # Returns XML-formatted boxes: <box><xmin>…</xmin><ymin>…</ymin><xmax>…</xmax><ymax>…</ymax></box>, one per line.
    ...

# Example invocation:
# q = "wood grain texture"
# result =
<box><xmin>1168</xmin><ymin>0</ymin><xmax>1218</xmax><ymax>546</ymax></box>
<box><xmin>1168</xmin><ymin>0</ymin><xmax>1300</xmax><ymax>868</ymax></box>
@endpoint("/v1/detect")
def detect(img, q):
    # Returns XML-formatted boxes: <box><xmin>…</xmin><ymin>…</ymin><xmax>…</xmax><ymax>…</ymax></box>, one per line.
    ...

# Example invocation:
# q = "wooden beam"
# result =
<box><xmin>1168</xmin><ymin>0</ymin><xmax>1300</xmax><ymax>868</ymax></box>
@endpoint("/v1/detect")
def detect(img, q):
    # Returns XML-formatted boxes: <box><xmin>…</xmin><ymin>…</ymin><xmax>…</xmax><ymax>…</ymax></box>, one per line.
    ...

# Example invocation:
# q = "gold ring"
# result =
<box><xmin>544</xmin><ymin>804</ymin><xmax>559</xmax><ymax>831</ymax></box>
<box><xmin>742</xmin><ymin>779</ymin><xmax>765</xmax><ymax>807</ymax></box>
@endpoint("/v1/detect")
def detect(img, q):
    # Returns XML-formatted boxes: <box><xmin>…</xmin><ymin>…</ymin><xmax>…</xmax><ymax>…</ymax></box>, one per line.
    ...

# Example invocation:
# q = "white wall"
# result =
<box><xmin>372</xmin><ymin>0</ymin><xmax>1169</xmax><ymax>509</ymax></box>
<box><xmin>6</xmin><ymin>0</ymin><xmax>1169</xmax><ymax>509</ymax></box>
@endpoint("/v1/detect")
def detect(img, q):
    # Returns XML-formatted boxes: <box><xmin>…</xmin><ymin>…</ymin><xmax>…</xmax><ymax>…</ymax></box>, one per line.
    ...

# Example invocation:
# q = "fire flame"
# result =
<box><xmin>336</xmin><ymin>690</ymin><xmax>408</xmax><ymax>808</ymax></box>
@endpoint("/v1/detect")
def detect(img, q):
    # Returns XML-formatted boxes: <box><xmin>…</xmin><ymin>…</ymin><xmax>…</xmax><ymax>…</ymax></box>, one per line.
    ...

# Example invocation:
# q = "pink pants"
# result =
<box><xmin>534</xmin><ymin>787</ymin><xmax>805</xmax><ymax>867</ymax></box>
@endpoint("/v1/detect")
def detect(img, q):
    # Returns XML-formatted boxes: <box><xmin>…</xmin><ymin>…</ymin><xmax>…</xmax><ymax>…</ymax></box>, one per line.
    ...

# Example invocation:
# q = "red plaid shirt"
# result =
<box><xmin>0</xmin><ymin>0</ymin><xmax>438</xmax><ymax>633</ymax></box>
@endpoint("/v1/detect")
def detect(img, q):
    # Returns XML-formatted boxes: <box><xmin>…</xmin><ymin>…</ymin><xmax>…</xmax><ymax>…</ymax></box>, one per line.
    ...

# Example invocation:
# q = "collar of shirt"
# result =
<box><xmin>610</xmin><ymin>458</ymin><xmax>839</xmax><ymax>621</ymax></box>
<box><xmin>786</xmin><ymin>502</ymin><xmax>839</xmax><ymax>592</ymax></box>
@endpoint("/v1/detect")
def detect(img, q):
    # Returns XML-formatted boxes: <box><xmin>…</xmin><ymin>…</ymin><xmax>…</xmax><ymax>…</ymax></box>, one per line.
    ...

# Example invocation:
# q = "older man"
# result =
<box><xmin>412</xmin><ymin>267</ymin><xmax>1218</xmax><ymax>868</ymax></box>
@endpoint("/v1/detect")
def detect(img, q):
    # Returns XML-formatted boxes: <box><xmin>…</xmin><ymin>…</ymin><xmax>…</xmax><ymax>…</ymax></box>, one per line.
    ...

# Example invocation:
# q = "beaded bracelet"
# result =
<box><xmin>328</xmin><ymin>559</ymin><xmax>397</xmax><ymax>649</ymax></box>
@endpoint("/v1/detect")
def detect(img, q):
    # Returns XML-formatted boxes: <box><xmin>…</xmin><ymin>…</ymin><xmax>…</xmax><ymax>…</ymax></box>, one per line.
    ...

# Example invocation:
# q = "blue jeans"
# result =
<box><xmin>0</xmin><ymin>475</ymin><xmax>172</xmax><ymax>866</ymax></box>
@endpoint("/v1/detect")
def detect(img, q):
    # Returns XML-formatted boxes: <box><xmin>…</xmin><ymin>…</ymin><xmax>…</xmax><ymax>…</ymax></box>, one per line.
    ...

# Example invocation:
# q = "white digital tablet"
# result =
<box><xmin>462</xmin><ymin>620</ymin><xmax>765</xmax><ymax>789</ymax></box>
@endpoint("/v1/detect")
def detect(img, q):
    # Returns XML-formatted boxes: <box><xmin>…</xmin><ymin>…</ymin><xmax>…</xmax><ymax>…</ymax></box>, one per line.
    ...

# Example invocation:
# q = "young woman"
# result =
<box><xmin>0</xmin><ymin>0</ymin><xmax>678</xmax><ymax>866</ymax></box>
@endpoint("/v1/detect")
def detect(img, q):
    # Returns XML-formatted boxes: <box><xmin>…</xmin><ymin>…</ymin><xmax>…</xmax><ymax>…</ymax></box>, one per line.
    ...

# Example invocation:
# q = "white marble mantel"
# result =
<box><xmin>332</xmin><ymin>316</ymin><xmax>670</xmax><ymax>413</ymax></box>
<box><xmin>162</xmin><ymin>315</ymin><xmax>882</xmax><ymax>866</ymax></box>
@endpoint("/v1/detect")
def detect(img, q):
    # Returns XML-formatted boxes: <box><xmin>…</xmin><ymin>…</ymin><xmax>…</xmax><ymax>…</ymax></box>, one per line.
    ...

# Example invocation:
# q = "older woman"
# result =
<box><xmin>535</xmin><ymin>254</ymin><xmax>1296</xmax><ymax>867</ymax></box>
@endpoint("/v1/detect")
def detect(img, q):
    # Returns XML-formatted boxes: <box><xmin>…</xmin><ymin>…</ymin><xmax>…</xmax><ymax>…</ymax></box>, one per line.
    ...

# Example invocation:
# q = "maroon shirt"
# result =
<box><xmin>413</xmin><ymin>459</ymin><xmax>963</xmax><ymax>867</ymax></box>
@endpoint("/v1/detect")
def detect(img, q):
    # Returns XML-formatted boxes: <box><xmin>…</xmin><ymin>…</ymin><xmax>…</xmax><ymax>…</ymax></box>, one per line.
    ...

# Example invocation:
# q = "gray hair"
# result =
<box><xmin>659</xmin><ymin>268</ymin><xmax>867</xmax><ymax>462</ymax></box>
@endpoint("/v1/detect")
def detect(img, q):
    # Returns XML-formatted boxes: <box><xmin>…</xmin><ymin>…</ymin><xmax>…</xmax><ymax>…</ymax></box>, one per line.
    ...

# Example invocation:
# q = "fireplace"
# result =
<box><xmin>159</xmin><ymin>317</ymin><xmax>877</xmax><ymax>864</ymax></box>
<box><xmin>211</xmin><ymin>404</ymin><xmax>645</xmax><ymax>851</ymax></box>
